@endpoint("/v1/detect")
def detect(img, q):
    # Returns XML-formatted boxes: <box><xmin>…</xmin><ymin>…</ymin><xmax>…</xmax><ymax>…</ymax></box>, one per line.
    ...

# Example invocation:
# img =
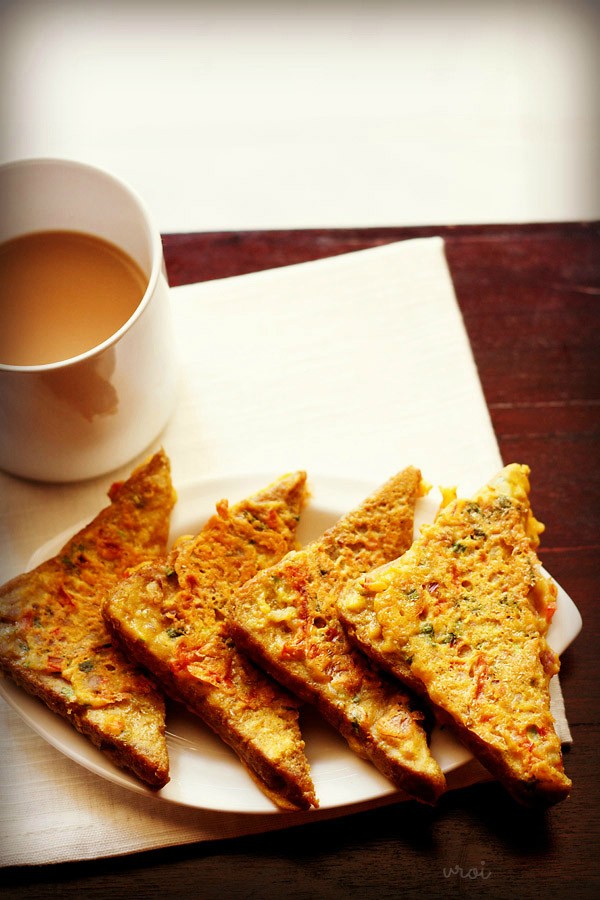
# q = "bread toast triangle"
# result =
<box><xmin>103</xmin><ymin>471</ymin><xmax>318</xmax><ymax>810</ymax></box>
<box><xmin>229</xmin><ymin>467</ymin><xmax>447</xmax><ymax>805</ymax></box>
<box><xmin>0</xmin><ymin>449</ymin><xmax>176</xmax><ymax>788</ymax></box>
<box><xmin>337</xmin><ymin>464</ymin><xmax>572</xmax><ymax>807</ymax></box>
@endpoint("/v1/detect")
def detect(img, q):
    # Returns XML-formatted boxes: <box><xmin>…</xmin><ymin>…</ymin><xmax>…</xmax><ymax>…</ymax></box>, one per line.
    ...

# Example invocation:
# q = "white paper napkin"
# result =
<box><xmin>0</xmin><ymin>238</ymin><xmax>570</xmax><ymax>866</ymax></box>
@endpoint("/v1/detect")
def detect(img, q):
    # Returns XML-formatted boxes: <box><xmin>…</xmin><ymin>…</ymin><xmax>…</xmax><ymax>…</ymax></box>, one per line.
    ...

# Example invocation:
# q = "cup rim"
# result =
<box><xmin>0</xmin><ymin>157</ymin><xmax>164</xmax><ymax>373</ymax></box>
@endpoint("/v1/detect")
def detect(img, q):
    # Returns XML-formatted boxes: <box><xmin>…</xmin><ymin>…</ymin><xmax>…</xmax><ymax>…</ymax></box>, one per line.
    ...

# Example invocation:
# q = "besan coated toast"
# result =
<box><xmin>337</xmin><ymin>464</ymin><xmax>571</xmax><ymax>807</ymax></box>
<box><xmin>103</xmin><ymin>472</ymin><xmax>318</xmax><ymax>810</ymax></box>
<box><xmin>0</xmin><ymin>450</ymin><xmax>175</xmax><ymax>788</ymax></box>
<box><xmin>229</xmin><ymin>467</ymin><xmax>446</xmax><ymax>805</ymax></box>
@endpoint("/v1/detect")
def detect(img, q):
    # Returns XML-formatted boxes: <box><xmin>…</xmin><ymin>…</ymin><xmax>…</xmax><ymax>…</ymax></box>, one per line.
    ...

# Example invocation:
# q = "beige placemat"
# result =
<box><xmin>0</xmin><ymin>237</ymin><xmax>569</xmax><ymax>866</ymax></box>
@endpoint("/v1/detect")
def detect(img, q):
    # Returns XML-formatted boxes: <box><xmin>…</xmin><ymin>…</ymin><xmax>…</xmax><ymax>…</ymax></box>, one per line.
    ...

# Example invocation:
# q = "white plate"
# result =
<box><xmin>0</xmin><ymin>473</ymin><xmax>583</xmax><ymax>813</ymax></box>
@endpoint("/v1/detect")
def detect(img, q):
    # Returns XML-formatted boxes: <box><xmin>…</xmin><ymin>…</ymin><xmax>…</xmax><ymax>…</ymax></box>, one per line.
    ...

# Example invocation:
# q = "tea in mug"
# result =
<box><xmin>0</xmin><ymin>230</ymin><xmax>147</xmax><ymax>366</ymax></box>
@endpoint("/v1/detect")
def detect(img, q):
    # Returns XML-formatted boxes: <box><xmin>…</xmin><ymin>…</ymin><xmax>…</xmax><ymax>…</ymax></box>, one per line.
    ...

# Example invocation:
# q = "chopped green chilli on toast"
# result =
<box><xmin>229</xmin><ymin>468</ymin><xmax>447</xmax><ymax>805</ymax></box>
<box><xmin>0</xmin><ymin>449</ymin><xmax>176</xmax><ymax>789</ymax></box>
<box><xmin>337</xmin><ymin>464</ymin><xmax>572</xmax><ymax>808</ymax></box>
<box><xmin>103</xmin><ymin>471</ymin><xmax>318</xmax><ymax>810</ymax></box>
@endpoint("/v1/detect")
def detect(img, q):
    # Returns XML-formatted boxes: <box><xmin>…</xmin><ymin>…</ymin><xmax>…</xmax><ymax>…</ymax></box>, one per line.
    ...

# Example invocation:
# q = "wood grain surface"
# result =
<box><xmin>3</xmin><ymin>222</ymin><xmax>599</xmax><ymax>899</ymax></box>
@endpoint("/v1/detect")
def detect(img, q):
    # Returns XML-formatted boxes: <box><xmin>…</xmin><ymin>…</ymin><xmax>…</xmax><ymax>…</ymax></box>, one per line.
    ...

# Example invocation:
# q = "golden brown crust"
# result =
<box><xmin>337</xmin><ymin>464</ymin><xmax>571</xmax><ymax>808</ymax></box>
<box><xmin>103</xmin><ymin>472</ymin><xmax>318</xmax><ymax>811</ymax></box>
<box><xmin>0</xmin><ymin>449</ymin><xmax>175</xmax><ymax>789</ymax></box>
<box><xmin>229</xmin><ymin>467</ymin><xmax>446</xmax><ymax>805</ymax></box>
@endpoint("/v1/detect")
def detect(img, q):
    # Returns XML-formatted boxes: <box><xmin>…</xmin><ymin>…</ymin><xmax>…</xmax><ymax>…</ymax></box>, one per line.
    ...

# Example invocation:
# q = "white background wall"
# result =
<box><xmin>1</xmin><ymin>0</ymin><xmax>598</xmax><ymax>233</ymax></box>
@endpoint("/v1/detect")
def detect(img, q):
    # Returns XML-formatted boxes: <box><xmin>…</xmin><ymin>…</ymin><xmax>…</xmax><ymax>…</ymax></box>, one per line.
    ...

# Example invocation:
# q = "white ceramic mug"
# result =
<box><xmin>0</xmin><ymin>158</ymin><xmax>178</xmax><ymax>482</ymax></box>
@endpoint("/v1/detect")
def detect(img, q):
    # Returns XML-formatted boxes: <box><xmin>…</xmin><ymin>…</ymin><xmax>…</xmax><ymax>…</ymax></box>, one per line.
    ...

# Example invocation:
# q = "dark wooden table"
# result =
<box><xmin>3</xmin><ymin>223</ymin><xmax>599</xmax><ymax>899</ymax></box>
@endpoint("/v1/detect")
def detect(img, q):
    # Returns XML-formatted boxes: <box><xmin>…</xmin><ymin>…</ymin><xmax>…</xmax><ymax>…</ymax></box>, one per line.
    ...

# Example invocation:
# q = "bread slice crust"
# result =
<box><xmin>0</xmin><ymin>450</ymin><xmax>176</xmax><ymax>789</ymax></box>
<box><xmin>229</xmin><ymin>467</ymin><xmax>446</xmax><ymax>805</ymax></box>
<box><xmin>337</xmin><ymin>464</ymin><xmax>572</xmax><ymax>807</ymax></box>
<box><xmin>103</xmin><ymin>472</ymin><xmax>318</xmax><ymax>811</ymax></box>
